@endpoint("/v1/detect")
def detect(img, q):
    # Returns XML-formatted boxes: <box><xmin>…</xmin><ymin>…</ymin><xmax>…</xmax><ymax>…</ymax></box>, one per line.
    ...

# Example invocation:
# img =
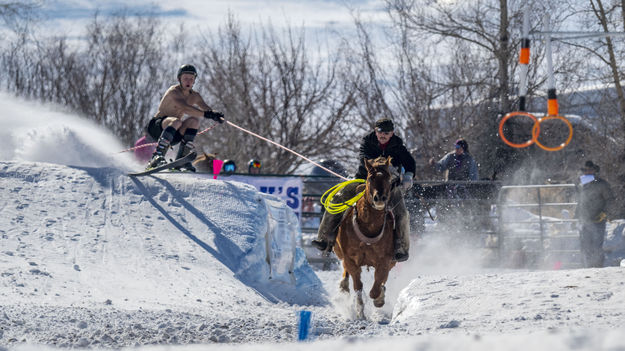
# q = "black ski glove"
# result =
<box><xmin>204</xmin><ymin>110</ymin><xmax>224</xmax><ymax>123</ymax></box>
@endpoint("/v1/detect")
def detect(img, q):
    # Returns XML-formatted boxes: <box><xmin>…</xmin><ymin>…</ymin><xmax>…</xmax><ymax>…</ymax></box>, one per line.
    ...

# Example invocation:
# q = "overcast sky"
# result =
<box><xmin>34</xmin><ymin>0</ymin><xmax>389</xmax><ymax>39</ymax></box>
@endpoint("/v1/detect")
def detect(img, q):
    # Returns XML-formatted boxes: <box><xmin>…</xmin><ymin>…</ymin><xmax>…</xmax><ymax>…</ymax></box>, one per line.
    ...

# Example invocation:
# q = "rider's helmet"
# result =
<box><xmin>222</xmin><ymin>159</ymin><xmax>237</xmax><ymax>174</ymax></box>
<box><xmin>177</xmin><ymin>64</ymin><xmax>197</xmax><ymax>80</ymax></box>
<box><xmin>248</xmin><ymin>159</ymin><xmax>262</xmax><ymax>173</ymax></box>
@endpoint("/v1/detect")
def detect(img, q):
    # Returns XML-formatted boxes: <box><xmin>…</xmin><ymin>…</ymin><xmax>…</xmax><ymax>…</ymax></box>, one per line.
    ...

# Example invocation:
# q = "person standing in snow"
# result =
<box><xmin>311</xmin><ymin>118</ymin><xmax>416</xmax><ymax>262</ymax></box>
<box><xmin>575</xmin><ymin>160</ymin><xmax>614</xmax><ymax>268</ymax></box>
<box><xmin>133</xmin><ymin>130</ymin><xmax>156</xmax><ymax>164</ymax></box>
<box><xmin>145</xmin><ymin>64</ymin><xmax>225</xmax><ymax>172</ymax></box>
<box><xmin>428</xmin><ymin>138</ymin><xmax>479</xmax><ymax>182</ymax></box>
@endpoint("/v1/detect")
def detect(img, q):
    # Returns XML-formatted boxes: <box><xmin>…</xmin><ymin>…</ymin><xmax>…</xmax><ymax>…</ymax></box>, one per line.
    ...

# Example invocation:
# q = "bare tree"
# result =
<box><xmin>0</xmin><ymin>13</ymin><xmax>170</xmax><ymax>146</ymax></box>
<box><xmin>194</xmin><ymin>17</ymin><xmax>358</xmax><ymax>174</ymax></box>
<box><xmin>80</xmin><ymin>13</ymin><xmax>169</xmax><ymax>145</ymax></box>
<box><xmin>0</xmin><ymin>0</ymin><xmax>39</xmax><ymax>31</ymax></box>
<box><xmin>382</xmin><ymin>0</ymin><xmax>585</xmax><ymax>181</ymax></box>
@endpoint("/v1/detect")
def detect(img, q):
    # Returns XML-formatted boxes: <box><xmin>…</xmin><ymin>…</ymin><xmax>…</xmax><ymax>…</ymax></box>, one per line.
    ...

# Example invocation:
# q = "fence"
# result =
<box><xmin>496</xmin><ymin>184</ymin><xmax>580</xmax><ymax>269</ymax></box>
<box><xmin>210</xmin><ymin>172</ymin><xmax>581</xmax><ymax>270</ymax></box>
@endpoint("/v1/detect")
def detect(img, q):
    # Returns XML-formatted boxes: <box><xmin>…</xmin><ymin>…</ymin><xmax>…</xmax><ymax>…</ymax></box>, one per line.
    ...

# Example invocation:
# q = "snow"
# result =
<box><xmin>1</xmin><ymin>92</ymin><xmax>625</xmax><ymax>350</ymax></box>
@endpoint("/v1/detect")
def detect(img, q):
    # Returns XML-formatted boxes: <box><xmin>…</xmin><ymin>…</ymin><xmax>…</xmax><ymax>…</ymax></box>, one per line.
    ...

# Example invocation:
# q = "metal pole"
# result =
<box><xmin>544</xmin><ymin>14</ymin><xmax>558</xmax><ymax>116</ymax></box>
<box><xmin>537</xmin><ymin>187</ymin><xmax>545</xmax><ymax>261</ymax></box>
<box><xmin>518</xmin><ymin>7</ymin><xmax>530</xmax><ymax>111</ymax></box>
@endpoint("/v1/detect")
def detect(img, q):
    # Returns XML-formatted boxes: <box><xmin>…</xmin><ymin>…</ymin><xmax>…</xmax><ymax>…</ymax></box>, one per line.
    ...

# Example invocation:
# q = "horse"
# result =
<box><xmin>333</xmin><ymin>156</ymin><xmax>397</xmax><ymax>319</ymax></box>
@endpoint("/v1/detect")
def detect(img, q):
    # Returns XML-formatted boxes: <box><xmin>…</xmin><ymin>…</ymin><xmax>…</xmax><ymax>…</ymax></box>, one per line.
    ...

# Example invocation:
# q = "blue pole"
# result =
<box><xmin>298</xmin><ymin>310</ymin><xmax>312</xmax><ymax>341</ymax></box>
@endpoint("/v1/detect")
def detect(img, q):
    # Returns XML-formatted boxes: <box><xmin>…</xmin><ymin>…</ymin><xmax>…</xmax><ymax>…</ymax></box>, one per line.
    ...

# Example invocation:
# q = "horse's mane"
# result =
<box><xmin>368</xmin><ymin>156</ymin><xmax>391</xmax><ymax>169</ymax></box>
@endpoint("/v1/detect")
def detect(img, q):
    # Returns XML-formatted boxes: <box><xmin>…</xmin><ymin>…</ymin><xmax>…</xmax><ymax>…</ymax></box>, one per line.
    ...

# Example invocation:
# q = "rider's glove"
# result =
<box><xmin>204</xmin><ymin>110</ymin><xmax>225</xmax><ymax>123</ymax></box>
<box><xmin>401</xmin><ymin>172</ymin><xmax>414</xmax><ymax>191</ymax></box>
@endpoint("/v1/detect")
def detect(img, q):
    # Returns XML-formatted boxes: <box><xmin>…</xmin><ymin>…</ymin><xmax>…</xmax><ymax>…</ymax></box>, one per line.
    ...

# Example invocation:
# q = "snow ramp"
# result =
<box><xmin>0</xmin><ymin>161</ymin><xmax>326</xmax><ymax>310</ymax></box>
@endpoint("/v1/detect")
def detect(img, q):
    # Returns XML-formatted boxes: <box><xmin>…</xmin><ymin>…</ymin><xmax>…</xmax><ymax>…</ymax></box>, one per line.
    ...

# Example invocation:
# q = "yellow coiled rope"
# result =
<box><xmin>320</xmin><ymin>179</ymin><xmax>366</xmax><ymax>214</ymax></box>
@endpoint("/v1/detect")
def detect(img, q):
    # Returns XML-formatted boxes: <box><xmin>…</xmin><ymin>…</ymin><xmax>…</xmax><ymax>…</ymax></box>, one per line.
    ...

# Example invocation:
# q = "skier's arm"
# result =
<box><xmin>194</xmin><ymin>94</ymin><xmax>224</xmax><ymax>122</ymax></box>
<box><xmin>194</xmin><ymin>94</ymin><xmax>213</xmax><ymax>112</ymax></box>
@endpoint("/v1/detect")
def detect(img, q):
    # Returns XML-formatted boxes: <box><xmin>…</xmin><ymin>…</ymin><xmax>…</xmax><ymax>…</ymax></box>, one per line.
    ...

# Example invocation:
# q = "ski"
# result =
<box><xmin>128</xmin><ymin>152</ymin><xmax>197</xmax><ymax>177</ymax></box>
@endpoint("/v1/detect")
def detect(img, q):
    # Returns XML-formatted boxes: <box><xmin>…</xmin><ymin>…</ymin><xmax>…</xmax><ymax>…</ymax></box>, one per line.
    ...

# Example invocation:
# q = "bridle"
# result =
<box><xmin>351</xmin><ymin>165</ymin><xmax>395</xmax><ymax>245</ymax></box>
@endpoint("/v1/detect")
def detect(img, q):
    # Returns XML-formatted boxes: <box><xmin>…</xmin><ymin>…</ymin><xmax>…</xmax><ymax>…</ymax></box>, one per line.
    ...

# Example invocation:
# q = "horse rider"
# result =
<box><xmin>145</xmin><ymin>64</ymin><xmax>225</xmax><ymax>171</ymax></box>
<box><xmin>312</xmin><ymin>118</ymin><xmax>416</xmax><ymax>262</ymax></box>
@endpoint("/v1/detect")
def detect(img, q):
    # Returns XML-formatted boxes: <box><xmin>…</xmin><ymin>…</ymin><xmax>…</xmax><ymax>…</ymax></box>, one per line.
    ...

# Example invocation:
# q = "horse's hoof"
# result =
<box><xmin>373</xmin><ymin>299</ymin><xmax>385</xmax><ymax>308</ymax></box>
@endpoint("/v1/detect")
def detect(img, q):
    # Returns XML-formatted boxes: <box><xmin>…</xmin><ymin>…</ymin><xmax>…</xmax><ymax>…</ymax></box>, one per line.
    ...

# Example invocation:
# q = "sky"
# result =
<box><xmin>1</xmin><ymin>92</ymin><xmax>625</xmax><ymax>350</ymax></box>
<box><xmin>32</xmin><ymin>0</ymin><xmax>388</xmax><ymax>40</ymax></box>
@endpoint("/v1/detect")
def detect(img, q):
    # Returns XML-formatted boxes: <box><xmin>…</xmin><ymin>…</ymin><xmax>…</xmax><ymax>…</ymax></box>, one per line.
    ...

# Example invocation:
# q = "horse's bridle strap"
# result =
<box><xmin>352</xmin><ymin>209</ymin><xmax>391</xmax><ymax>245</ymax></box>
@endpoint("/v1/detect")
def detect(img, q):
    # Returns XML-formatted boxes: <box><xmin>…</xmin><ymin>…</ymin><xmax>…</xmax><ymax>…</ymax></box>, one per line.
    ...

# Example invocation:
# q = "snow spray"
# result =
<box><xmin>297</xmin><ymin>310</ymin><xmax>313</xmax><ymax>341</ymax></box>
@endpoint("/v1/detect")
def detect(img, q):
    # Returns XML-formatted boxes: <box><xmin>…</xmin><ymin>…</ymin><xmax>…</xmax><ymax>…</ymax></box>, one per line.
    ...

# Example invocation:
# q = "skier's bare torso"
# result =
<box><xmin>155</xmin><ymin>84</ymin><xmax>211</xmax><ymax>120</ymax></box>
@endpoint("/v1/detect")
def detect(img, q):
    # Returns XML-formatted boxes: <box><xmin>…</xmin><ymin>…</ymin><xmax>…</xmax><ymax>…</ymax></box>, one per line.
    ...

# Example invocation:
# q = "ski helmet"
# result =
<box><xmin>177</xmin><ymin>64</ymin><xmax>197</xmax><ymax>80</ymax></box>
<box><xmin>248</xmin><ymin>159</ymin><xmax>261</xmax><ymax>172</ymax></box>
<box><xmin>222</xmin><ymin>159</ymin><xmax>237</xmax><ymax>174</ymax></box>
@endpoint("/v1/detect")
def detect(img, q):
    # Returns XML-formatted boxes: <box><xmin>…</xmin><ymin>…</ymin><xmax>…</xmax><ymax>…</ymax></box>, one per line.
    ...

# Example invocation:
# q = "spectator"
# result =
<box><xmin>133</xmin><ymin>131</ymin><xmax>156</xmax><ymax>163</ymax></box>
<box><xmin>575</xmin><ymin>160</ymin><xmax>614</xmax><ymax>268</ymax></box>
<box><xmin>222</xmin><ymin>159</ymin><xmax>237</xmax><ymax>175</ymax></box>
<box><xmin>429</xmin><ymin>138</ymin><xmax>478</xmax><ymax>181</ymax></box>
<box><xmin>248</xmin><ymin>159</ymin><xmax>262</xmax><ymax>174</ymax></box>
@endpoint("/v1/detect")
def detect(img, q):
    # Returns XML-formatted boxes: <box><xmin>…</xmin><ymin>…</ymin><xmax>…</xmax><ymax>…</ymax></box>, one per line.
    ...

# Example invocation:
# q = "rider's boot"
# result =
<box><xmin>393</xmin><ymin>239</ymin><xmax>409</xmax><ymax>262</ymax></box>
<box><xmin>312</xmin><ymin>181</ymin><xmax>361</xmax><ymax>252</ymax></box>
<box><xmin>311</xmin><ymin>211</ymin><xmax>342</xmax><ymax>252</ymax></box>
<box><xmin>392</xmin><ymin>188</ymin><xmax>411</xmax><ymax>262</ymax></box>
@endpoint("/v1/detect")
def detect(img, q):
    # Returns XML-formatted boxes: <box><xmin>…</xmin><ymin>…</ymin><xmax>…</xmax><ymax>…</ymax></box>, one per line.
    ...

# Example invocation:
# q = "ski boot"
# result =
<box><xmin>172</xmin><ymin>142</ymin><xmax>197</xmax><ymax>172</ymax></box>
<box><xmin>146</xmin><ymin>154</ymin><xmax>167</xmax><ymax>170</ymax></box>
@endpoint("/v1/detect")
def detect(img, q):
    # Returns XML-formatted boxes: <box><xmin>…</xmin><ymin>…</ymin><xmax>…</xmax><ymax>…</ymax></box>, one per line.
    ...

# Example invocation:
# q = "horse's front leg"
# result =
<box><xmin>339</xmin><ymin>269</ymin><xmax>349</xmax><ymax>293</ymax></box>
<box><xmin>354</xmin><ymin>290</ymin><xmax>365</xmax><ymax>320</ymax></box>
<box><xmin>350</xmin><ymin>267</ymin><xmax>365</xmax><ymax>319</ymax></box>
<box><xmin>370</xmin><ymin>264</ymin><xmax>391</xmax><ymax>308</ymax></box>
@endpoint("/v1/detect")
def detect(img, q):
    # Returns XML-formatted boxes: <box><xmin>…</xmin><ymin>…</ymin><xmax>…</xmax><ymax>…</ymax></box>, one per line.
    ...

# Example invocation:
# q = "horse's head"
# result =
<box><xmin>364</xmin><ymin>156</ymin><xmax>393</xmax><ymax>211</ymax></box>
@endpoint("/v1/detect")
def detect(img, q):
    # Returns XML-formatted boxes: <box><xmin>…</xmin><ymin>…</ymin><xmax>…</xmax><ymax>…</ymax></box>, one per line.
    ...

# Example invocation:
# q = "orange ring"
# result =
<box><xmin>499</xmin><ymin>111</ymin><xmax>539</xmax><ymax>148</ymax></box>
<box><xmin>532</xmin><ymin>115</ymin><xmax>573</xmax><ymax>151</ymax></box>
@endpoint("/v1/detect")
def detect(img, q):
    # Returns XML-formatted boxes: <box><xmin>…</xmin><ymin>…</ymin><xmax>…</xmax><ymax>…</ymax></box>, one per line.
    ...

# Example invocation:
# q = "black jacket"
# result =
<box><xmin>354</xmin><ymin>132</ymin><xmax>416</xmax><ymax>179</ymax></box>
<box><xmin>576</xmin><ymin>176</ymin><xmax>613</xmax><ymax>222</ymax></box>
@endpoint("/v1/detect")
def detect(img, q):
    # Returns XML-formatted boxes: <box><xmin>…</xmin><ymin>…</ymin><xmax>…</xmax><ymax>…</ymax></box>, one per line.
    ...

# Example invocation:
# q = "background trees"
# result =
<box><xmin>0</xmin><ymin>0</ymin><xmax>621</xmax><ymax>198</ymax></box>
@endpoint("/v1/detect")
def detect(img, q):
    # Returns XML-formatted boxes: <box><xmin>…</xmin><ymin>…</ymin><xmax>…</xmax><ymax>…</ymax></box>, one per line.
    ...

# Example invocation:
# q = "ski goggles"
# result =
<box><xmin>224</xmin><ymin>163</ymin><xmax>236</xmax><ymax>172</ymax></box>
<box><xmin>250</xmin><ymin>161</ymin><xmax>261</xmax><ymax>169</ymax></box>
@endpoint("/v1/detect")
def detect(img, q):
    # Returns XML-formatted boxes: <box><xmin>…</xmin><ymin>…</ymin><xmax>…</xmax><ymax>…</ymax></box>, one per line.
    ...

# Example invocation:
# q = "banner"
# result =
<box><xmin>215</xmin><ymin>175</ymin><xmax>303</xmax><ymax>220</ymax></box>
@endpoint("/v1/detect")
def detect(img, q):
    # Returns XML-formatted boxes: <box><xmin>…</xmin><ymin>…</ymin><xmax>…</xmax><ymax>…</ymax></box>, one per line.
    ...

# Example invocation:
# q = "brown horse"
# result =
<box><xmin>333</xmin><ymin>156</ymin><xmax>397</xmax><ymax>319</ymax></box>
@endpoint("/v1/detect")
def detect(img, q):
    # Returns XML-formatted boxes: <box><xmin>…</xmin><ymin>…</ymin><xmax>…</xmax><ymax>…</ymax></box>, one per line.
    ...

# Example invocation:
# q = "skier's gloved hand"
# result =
<box><xmin>401</xmin><ymin>172</ymin><xmax>413</xmax><ymax>191</ymax></box>
<box><xmin>204</xmin><ymin>110</ymin><xmax>225</xmax><ymax>123</ymax></box>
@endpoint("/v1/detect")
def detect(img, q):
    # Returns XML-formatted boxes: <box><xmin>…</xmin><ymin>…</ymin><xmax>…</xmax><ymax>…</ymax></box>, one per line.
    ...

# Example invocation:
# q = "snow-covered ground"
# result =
<box><xmin>1</xmin><ymin>93</ymin><xmax>625</xmax><ymax>351</ymax></box>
